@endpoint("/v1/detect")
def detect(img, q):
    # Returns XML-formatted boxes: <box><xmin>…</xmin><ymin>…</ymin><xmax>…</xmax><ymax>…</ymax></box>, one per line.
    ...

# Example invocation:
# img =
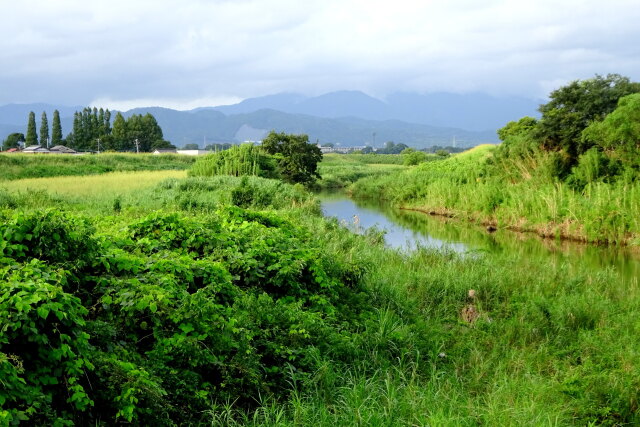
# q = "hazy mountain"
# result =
<box><xmin>211</xmin><ymin>90</ymin><xmax>541</xmax><ymax>131</ymax></box>
<box><xmin>125</xmin><ymin>107</ymin><xmax>495</xmax><ymax>147</ymax></box>
<box><xmin>0</xmin><ymin>103</ymin><xmax>81</xmax><ymax>128</ymax></box>
<box><xmin>1</xmin><ymin>94</ymin><xmax>509</xmax><ymax>147</ymax></box>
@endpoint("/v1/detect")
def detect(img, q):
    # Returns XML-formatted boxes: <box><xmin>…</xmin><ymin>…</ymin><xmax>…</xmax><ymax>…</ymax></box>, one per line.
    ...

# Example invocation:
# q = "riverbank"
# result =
<box><xmin>349</xmin><ymin>145</ymin><xmax>640</xmax><ymax>246</ymax></box>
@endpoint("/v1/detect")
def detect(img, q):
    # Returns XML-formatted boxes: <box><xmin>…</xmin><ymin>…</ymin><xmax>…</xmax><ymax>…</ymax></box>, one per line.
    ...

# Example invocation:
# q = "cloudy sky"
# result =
<box><xmin>2</xmin><ymin>0</ymin><xmax>639</xmax><ymax>110</ymax></box>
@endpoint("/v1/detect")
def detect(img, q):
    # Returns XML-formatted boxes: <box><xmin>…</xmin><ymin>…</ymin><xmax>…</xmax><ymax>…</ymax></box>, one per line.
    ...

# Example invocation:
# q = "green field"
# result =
<box><xmin>1</xmin><ymin>163</ymin><xmax>638</xmax><ymax>425</ymax></box>
<box><xmin>0</xmin><ymin>153</ymin><xmax>195</xmax><ymax>181</ymax></box>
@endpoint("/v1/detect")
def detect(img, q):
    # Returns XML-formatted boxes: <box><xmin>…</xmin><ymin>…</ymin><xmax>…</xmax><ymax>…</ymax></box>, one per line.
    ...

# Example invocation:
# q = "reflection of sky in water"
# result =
<box><xmin>319</xmin><ymin>194</ymin><xmax>640</xmax><ymax>281</ymax></box>
<box><xmin>321</xmin><ymin>199</ymin><xmax>468</xmax><ymax>252</ymax></box>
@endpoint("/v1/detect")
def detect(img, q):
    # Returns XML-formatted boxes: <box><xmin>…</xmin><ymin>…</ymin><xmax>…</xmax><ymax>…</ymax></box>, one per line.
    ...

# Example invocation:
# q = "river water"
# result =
<box><xmin>319</xmin><ymin>192</ymin><xmax>640</xmax><ymax>281</ymax></box>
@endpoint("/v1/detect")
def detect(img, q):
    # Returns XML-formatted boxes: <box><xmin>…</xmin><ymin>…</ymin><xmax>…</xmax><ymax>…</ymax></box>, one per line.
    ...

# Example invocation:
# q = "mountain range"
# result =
<box><xmin>0</xmin><ymin>91</ymin><xmax>542</xmax><ymax>148</ymax></box>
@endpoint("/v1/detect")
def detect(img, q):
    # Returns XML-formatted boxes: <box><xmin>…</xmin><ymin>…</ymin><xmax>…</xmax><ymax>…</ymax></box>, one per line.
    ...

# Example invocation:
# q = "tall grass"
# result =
<box><xmin>189</xmin><ymin>144</ymin><xmax>277</xmax><ymax>178</ymax></box>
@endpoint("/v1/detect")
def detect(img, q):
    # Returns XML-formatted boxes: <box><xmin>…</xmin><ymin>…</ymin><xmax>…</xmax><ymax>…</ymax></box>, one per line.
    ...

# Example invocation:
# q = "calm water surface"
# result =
<box><xmin>319</xmin><ymin>192</ymin><xmax>640</xmax><ymax>281</ymax></box>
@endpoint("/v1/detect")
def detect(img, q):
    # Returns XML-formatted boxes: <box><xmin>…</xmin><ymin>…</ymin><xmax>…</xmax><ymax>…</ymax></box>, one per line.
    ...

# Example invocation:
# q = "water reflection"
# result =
<box><xmin>318</xmin><ymin>192</ymin><xmax>640</xmax><ymax>281</ymax></box>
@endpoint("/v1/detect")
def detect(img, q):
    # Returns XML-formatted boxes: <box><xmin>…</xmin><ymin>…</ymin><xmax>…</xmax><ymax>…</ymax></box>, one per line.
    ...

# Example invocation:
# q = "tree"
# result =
<box><xmin>26</xmin><ymin>111</ymin><xmax>38</xmax><ymax>146</ymax></box>
<box><xmin>2</xmin><ymin>133</ymin><xmax>25</xmax><ymax>150</ymax></box>
<box><xmin>39</xmin><ymin>112</ymin><xmax>49</xmax><ymax>147</ymax></box>
<box><xmin>151</xmin><ymin>140</ymin><xmax>176</xmax><ymax>150</ymax></box>
<box><xmin>182</xmin><ymin>143</ymin><xmax>199</xmax><ymax>150</ymax></box>
<box><xmin>537</xmin><ymin>74</ymin><xmax>640</xmax><ymax>158</ymax></box>
<box><xmin>582</xmin><ymin>93</ymin><xmax>640</xmax><ymax>160</ymax></box>
<box><xmin>111</xmin><ymin>112</ymin><xmax>128</xmax><ymax>151</ymax></box>
<box><xmin>261</xmin><ymin>131</ymin><xmax>323</xmax><ymax>185</ymax></box>
<box><xmin>51</xmin><ymin>110</ymin><xmax>63</xmax><ymax>146</ymax></box>
<box><xmin>497</xmin><ymin>116</ymin><xmax>538</xmax><ymax>141</ymax></box>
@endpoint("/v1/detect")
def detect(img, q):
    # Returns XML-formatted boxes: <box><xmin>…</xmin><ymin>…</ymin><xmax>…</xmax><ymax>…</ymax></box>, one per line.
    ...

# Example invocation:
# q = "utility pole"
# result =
<box><xmin>372</xmin><ymin>132</ymin><xmax>376</xmax><ymax>147</ymax></box>
<box><xmin>97</xmin><ymin>138</ymin><xmax>101</xmax><ymax>154</ymax></box>
<box><xmin>134</xmin><ymin>138</ymin><xmax>140</xmax><ymax>154</ymax></box>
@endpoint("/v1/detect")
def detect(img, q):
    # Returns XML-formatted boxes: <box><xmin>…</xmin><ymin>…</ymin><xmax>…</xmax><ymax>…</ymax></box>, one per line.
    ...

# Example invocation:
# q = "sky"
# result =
<box><xmin>1</xmin><ymin>0</ymin><xmax>639</xmax><ymax>110</ymax></box>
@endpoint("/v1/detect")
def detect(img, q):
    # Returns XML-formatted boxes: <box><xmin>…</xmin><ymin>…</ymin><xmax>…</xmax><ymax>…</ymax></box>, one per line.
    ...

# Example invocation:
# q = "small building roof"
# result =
<box><xmin>49</xmin><ymin>145</ymin><xmax>76</xmax><ymax>153</ymax></box>
<box><xmin>23</xmin><ymin>145</ymin><xmax>51</xmax><ymax>153</ymax></box>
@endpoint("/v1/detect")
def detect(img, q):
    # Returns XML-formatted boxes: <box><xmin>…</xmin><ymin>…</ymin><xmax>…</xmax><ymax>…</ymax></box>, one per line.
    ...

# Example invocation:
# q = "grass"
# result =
<box><xmin>0</xmin><ymin>153</ymin><xmax>195</xmax><ymax>181</ymax></box>
<box><xmin>317</xmin><ymin>153</ymin><xmax>409</xmax><ymax>189</ymax></box>
<box><xmin>2</xmin><ymin>166</ymin><xmax>639</xmax><ymax>425</ymax></box>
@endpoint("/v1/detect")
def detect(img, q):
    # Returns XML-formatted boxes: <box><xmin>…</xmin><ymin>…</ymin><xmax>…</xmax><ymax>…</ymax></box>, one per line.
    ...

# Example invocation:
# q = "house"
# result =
<box><xmin>153</xmin><ymin>149</ymin><xmax>178</xmax><ymax>155</ymax></box>
<box><xmin>49</xmin><ymin>145</ymin><xmax>76</xmax><ymax>154</ymax></box>
<box><xmin>5</xmin><ymin>148</ymin><xmax>20</xmax><ymax>153</ymax></box>
<box><xmin>22</xmin><ymin>145</ymin><xmax>51</xmax><ymax>154</ymax></box>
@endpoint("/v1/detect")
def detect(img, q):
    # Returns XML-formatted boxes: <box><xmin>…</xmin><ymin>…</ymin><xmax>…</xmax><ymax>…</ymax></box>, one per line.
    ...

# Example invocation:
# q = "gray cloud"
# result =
<box><xmin>1</xmin><ymin>0</ymin><xmax>639</xmax><ymax>109</ymax></box>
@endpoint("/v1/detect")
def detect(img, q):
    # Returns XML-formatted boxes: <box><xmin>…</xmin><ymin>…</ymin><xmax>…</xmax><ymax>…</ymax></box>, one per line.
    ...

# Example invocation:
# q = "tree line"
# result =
<box><xmin>2</xmin><ymin>108</ymin><xmax>174</xmax><ymax>152</ymax></box>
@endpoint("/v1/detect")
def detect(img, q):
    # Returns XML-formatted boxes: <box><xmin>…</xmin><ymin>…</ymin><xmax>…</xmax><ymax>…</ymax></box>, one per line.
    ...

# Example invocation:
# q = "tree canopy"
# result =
<box><xmin>26</xmin><ymin>111</ymin><xmax>38</xmax><ymax>146</ymax></box>
<box><xmin>536</xmin><ymin>74</ymin><xmax>640</xmax><ymax>158</ymax></box>
<box><xmin>261</xmin><ymin>131</ymin><xmax>323</xmax><ymax>185</ymax></box>
<box><xmin>2</xmin><ymin>133</ymin><xmax>25</xmax><ymax>150</ymax></box>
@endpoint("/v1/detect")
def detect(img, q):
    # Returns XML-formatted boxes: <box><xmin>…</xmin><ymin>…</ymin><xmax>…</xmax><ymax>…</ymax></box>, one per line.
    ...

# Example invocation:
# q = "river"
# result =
<box><xmin>319</xmin><ymin>192</ymin><xmax>640</xmax><ymax>282</ymax></box>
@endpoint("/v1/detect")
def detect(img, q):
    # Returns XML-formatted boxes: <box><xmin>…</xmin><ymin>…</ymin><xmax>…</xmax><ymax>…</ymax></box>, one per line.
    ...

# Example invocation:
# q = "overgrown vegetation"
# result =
<box><xmin>191</xmin><ymin>132</ymin><xmax>323</xmax><ymax>186</ymax></box>
<box><xmin>1</xmin><ymin>170</ymin><xmax>639</xmax><ymax>425</ymax></box>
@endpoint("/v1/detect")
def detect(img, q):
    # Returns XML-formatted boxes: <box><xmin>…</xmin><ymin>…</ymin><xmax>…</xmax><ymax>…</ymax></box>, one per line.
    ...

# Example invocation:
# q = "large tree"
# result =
<box><xmin>25</xmin><ymin>111</ymin><xmax>38</xmax><ymax>146</ymax></box>
<box><xmin>2</xmin><ymin>132</ymin><xmax>25</xmax><ymax>150</ymax></box>
<box><xmin>261</xmin><ymin>131</ymin><xmax>323</xmax><ymax>185</ymax></box>
<box><xmin>39</xmin><ymin>112</ymin><xmax>49</xmax><ymax>147</ymax></box>
<box><xmin>51</xmin><ymin>110</ymin><xmax>63</xmax><ymax>146</ymax></box>
<box><xmin>536</xmin><ymin>74</ymin><xmax>640</xmax><ymax>158</ymax></box>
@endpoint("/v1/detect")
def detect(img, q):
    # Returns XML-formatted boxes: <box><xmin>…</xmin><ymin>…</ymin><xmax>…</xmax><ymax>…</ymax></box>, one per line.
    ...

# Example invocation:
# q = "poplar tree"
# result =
<box><xmin>51</xmin><ymin>110</ymin><xmax>63</xmax><ymax>145</ymax></box>
<box><xmin>39</xmin><ymin>112</ymin><xmax>49</xmax><ymax>147</ymax></box>
<box><xmin>26</xmin><ymin>111</ymin><xmax>38</xmax><ymax>146</ymax></box>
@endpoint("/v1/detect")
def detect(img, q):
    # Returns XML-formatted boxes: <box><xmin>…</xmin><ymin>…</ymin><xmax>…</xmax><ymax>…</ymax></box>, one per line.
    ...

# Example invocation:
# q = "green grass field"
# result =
<box><xmin>0</xmin><ymin>153</ymin><xmax>195</xmax><ymax>181</ymax></box>
<box><xmin>1</xmin><ymin>167</ymin><xmax>638</xmax><ymax>425</ymax></box>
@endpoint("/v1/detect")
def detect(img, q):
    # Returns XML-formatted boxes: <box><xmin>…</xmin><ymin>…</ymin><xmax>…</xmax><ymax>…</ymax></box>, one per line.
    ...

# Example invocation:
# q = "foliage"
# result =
<box><xmin>403</xmin><ymin>150</ymin><xmax>429</xmax><ymax>165</ymax></box>
<box><xmin>377</xmin><ymin>141</ymin><xmax>409</xmax><ymax>154</ymax></box>
<box><xmin>0</xmin><ymin>166</ymin><xmax>639</xmax><ymax>425</ymax></box>
<box><xmin>190</xmin><ymin>144</ymin><xmax>278</xmax><ymax>179</ymax></box>
<box><xmin>65</xmin><ymin>108</ymin><xmax>169</xmax><ymax>152</ymax></box>
<box><xmin>25</xmin><ymin>112</ymin><xmax>37</xmax><ymax>146</ymax></box>
<box><xmin>536</xmin><ymin>74</ymin><xmax>640</xmax><ymax>159</ymax></box>
<box><xmin>497</xmin><ymin>116</ymin><xmax>538</xmax><ymax>142</ymax></box>
<box><xmin>51</xmin><ymin>110</ymin><xmax>63</xmax><ymax>146</ymax></box>
<box><xmin>2</xmin><ymin>133</ymin><xmax>25</xmax><ymax>151</ymax></box>
<box><xmin>261</xmin><ymin>131</ymin><xmax>323</xmax><ymax>185</ymax></box>
<box><xmin>67</xmin><ymin>107</ymin><xmax>112</xmax><ymax>151</ymax></box>
<box><xmin>39</xmin><ymin>112</ymin><xmax>49</xmax><ymax>147</ymax></box>
<box><xmin>582</xmin><ymin>93</ymin><xmax>640</xmax><ymax>162</ymax></box>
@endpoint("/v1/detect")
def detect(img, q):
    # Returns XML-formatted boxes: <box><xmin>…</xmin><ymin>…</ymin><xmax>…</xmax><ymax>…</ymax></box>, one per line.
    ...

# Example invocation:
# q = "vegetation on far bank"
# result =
<box><xmin>350</xmin><ymin>74</ymin><xmax>640</xmax><ymax>245</ymax></box>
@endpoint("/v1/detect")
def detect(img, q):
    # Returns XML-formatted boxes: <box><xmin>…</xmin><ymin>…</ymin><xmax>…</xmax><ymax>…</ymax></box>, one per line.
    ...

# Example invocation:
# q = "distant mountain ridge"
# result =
<box><xmin>1</xmin><ymin>90</ymin><xmax>541</xmax><ymax>148</ymax></box>
<box><xmin>210</xmin><ymin>90</ymin><xmax>541</xmax><ymax>132</ymax></box>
